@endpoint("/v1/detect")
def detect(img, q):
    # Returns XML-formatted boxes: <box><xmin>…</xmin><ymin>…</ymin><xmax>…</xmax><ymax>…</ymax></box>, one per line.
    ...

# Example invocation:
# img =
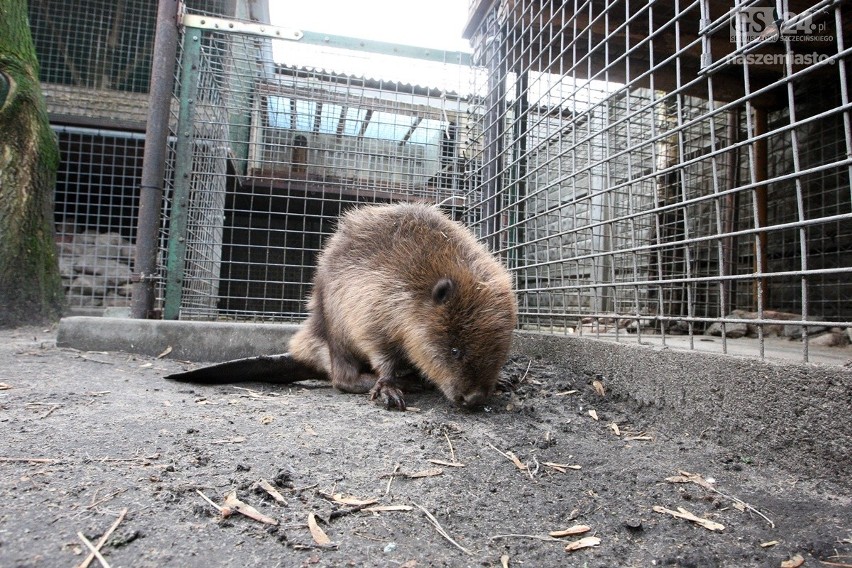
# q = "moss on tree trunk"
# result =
<box><xmin>0</xmin><ymin>0</ymin><xmax>65</xmax><ymax>327</ymax></box>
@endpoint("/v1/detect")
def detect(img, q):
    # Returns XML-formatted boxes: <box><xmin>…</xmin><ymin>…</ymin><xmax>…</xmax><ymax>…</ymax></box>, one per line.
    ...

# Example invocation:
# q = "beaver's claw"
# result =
<box><xmin>369</xmin><ymin>376</ymin><xmax>407</xmax><ymax>411</ymax></box>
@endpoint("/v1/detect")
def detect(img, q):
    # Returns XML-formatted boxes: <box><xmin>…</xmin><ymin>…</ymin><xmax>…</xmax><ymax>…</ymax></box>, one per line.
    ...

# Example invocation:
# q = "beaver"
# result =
<box><xmin>166</xmin><ymin>203</ymin><xmax>518</xmax><ymax>410</ymax></box>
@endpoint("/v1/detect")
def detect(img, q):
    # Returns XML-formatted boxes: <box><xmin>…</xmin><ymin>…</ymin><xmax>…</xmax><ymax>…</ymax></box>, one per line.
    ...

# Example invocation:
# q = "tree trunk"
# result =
<box><xmin>0</xmin><ymin>0</ymin><xmax>65</xmax><ymax>327</ymax></box>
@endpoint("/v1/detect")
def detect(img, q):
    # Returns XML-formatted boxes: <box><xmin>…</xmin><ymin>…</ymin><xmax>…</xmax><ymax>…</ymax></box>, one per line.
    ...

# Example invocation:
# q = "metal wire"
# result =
<box><xmin>465</xmin><ymin>0</ymin><xmax>851</xmax><ymax>361</ymax></box>
<box><xmin>37</xmin><ymin>1</ymin><xmax>850</xmax><ymax>362</ymax></box>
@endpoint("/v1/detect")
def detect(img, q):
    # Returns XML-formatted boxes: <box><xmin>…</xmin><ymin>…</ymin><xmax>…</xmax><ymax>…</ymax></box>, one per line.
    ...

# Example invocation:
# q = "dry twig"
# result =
<box><xmin>490</xmin><ymin>533</ymin><xmax>564</xmax><ymax>542</ymax></box>
<box><xmin>414</xmin><ymin>503</ymin><xmax>472</xmax><ymax>555</ymax></box>
<box><xmin>385</xmin><ymin>463</ymin><xmax>400</xmax><ymax>495</ymax></box>
<box><xmin>76</xmin><ymin>507</ymin><xmax>126</xmax><ymax>568</ymax></box>
<box><xmin>196</xmin><ymin>490</ymin><xmax>225</xmax><ymax>514</ymax></box>
<box><xmin>77</xmin><ymin>533</ymin><xmax>111</xmax><ymax>568</ymax></box>
<box><xmin>487</xmin><ymin>442</ymin><xmax>528</xmax><ymax>471</ymax></box>
<box><xmin>653</xmin><ymin>505</ymin><xmax>724</xmax><ymax>531</ymax></box>
<box><xmin>666</xmin><ymin>471</ymin><xmax>774</xmax><ymax>528</ymax></box>
<box><xmin>444</xmin><ymin>432</ymin><xmax>456</xmax><ymax>463</ymax></box>
<box><xmin>0</xmin><ymin>457</ymin><xmax>59</xmax><ymax>464</ymax></box>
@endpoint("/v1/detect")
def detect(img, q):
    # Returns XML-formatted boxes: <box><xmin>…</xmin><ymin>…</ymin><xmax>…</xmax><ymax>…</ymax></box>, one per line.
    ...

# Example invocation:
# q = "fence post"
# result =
<box><xmin>131</xmin><ymin>0</ymin><xmax>179</xmax><ymax>319</ymax></box>
<box><xmin>162</xmin><ymin>26</ymin><xmax>203</xmax><ymax>320</ymax></box>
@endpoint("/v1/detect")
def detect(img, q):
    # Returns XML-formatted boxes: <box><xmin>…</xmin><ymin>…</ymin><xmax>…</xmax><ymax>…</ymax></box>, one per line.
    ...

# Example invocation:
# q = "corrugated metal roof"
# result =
<box><xmin>271</xmin><ymin>38</ymin><xmax>480</xmax><ymax>96</ymax></box>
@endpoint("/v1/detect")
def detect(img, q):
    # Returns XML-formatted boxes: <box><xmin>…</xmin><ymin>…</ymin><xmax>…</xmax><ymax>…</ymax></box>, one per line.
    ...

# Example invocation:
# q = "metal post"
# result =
<box><xmin>483</xmin><ymin>17</ymin><xmax>505</xmax><ymax>252</ymax></box>
<box><xmin>130</xmin><ymin>0</ymin><xmax>179</xmax><ymax>319</ymax></box>
<box><xmin>508</xmin><ymin>70</ymin><xmax>528</xmax><ymax>268</ymax></box>
<box><xmin>162</xmin><ymin>25</ymin><xmax>203</xmax><ymax>320</ymax></box>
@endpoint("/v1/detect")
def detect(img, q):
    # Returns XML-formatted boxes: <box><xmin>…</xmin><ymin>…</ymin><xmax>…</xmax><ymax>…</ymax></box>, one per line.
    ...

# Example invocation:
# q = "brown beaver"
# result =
<box><xmin>166</xmin><ymin>203</ymin><xmax>518</xmax><ymax>410</ymax></box>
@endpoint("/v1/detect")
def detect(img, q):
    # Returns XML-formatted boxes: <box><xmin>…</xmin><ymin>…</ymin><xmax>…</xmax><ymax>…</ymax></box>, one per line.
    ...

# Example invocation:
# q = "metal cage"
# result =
<box><xmin>464</xmin><ymin>0</ymin><xmax>851</xmax><ymax>361</ymax></box>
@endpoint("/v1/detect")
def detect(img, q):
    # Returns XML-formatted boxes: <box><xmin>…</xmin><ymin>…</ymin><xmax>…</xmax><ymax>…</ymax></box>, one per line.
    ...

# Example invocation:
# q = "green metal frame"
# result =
<box><xmin>163</xmin><ymin>26</ymin><xmax>202</xmax><ymax>320</ymax></box>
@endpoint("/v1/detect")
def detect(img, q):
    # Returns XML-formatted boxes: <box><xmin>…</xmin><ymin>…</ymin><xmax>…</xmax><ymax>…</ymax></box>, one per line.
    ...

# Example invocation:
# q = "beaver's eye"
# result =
<box><xmin>450</xmin><ymin>347</ymin><xmax>463</xmax><ymax>360</ymax></box>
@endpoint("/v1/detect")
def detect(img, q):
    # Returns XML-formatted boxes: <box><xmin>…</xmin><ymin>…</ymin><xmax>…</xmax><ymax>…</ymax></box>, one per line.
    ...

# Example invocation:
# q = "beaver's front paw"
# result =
<box><xmin>369</xmin><ymin>376</ymin><xmax>407</xmax><ymax>410</ymax></box>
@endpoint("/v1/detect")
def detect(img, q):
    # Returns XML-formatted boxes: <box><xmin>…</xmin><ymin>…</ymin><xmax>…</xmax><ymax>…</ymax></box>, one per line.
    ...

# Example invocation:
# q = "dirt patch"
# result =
<box><xmin>1</xmin><ymin>326</ymin><xmax>850</xmax><ymax>567</ymax></box>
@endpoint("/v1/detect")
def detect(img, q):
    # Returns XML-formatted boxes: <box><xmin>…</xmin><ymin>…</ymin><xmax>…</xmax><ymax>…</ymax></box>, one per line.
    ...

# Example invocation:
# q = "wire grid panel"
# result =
<box><xmin>162</xmin><ymin>14</ymin><xmax>475</xmax><ymax>321</ymax></box>
<box><xmin>465</xmin><ymin>1</ymin><xmax>852</xmax><ymax>359</ymax></box>
<box><xmin>53</xmin><ymin>126</ymin><xmax>143</xmax><ymax>311</ymax></box>
<box><xmin>29</xmin><ymin>0</ymin><xmax>227</xmax><ymax>128</ymax></box>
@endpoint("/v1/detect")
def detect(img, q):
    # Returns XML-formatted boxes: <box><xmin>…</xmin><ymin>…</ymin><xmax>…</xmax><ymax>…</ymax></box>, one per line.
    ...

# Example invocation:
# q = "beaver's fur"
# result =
<box><xmin>288</xmin><ymin>203</ymin><xmax>517</xmax><ymax>409</ymax></box>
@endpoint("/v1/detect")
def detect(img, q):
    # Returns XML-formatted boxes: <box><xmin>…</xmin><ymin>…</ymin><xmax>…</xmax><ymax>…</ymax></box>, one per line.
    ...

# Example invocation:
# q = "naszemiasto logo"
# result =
<box><xmin>731</xmin><ymin>7</ymin><xmax>834</xmax><ymax>43</ymax></box>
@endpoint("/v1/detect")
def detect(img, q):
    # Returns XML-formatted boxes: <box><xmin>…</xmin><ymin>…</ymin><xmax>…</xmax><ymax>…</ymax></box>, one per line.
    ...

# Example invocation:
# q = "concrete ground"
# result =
<box><xmin>1</xmin><ymin>318</ymin><xmax>847</xmax><ymax>567</ymax></box>
<box><xmin>56</xmin><ymin>315</ymin><xmax>852</xmax><ymax>482</ymax></box>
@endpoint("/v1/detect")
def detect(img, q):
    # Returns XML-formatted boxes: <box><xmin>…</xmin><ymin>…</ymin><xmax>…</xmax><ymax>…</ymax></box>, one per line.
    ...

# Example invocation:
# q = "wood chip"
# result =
<box><xmin>780</xmin><ymin>554</ymin><xmax>805</xmax><ymax>568</ymax></box>
<box><xmin>330</xmin><ymin>493</ymin><xmax>378</xmax><ymax>507</ymax></box>
<box><xmin>665</xmin><ymin>471</ymin><xmax>713</xmax><ymax>490</ymax></box>
<box><xmin>592</xmin><ymin>380</ymin><xmax>605</xmax><ymax>396</ymax></box>
<box><xmin>363</xmin><ymin>505</ymin><xmax>414</xmax><ymax>513</ymax></box>
<box><xmin>406</xmin><ymin>468</ymin><xmax>443</xmax><ymax>478</ymax></box>
<box><xmin>211</xmin><ymin>436</ymin><xmax>246</xmax><ymax>444</ymax></box>
<box><xmin>506</xmin><ymin>451</ymin><xmax>528</xmax><ymax>470</ymax></box>
<box><xmin>257</xmin><ymin>479</ymin><xmax>287</xmax><ymax>503</ymax></box>
<box><xmin>500</xmin><ymin>554</ymin><xmax>510</xmax><ymax>568</ymax></box>
<box><xmin>610</xmin><ymin>423</ymin><xmax>621</xmax><ymax>436</ymax></box>
<box><xmin>308</xmin><ymin>512</ymin><xmax>332</xmax><ymax>546</ymax></box>
<box><xmin>542</xmin><ymin>462</ymin><xmax>581</xmax><ymax>473</ymax></box>
<box><xmin>588</xmin><ymin>409</ymin><xmax>599</xmax><ymax>421</ymax></box>
<box><xmin>760</xmin><ymin>540</ymin><xmax>779</xmax><ymax>548</ymax></box>
<box><xmin>156</xmin><ymin>346</ymin><xmax>173</xmax><ymax>359</ymax></box>
<box><xmin>549</xmin><ymin>524</ymin><xmax>591</xmax><ymax>537</ymax></box>
<box><xmin>564</xmin><ymin>536</ymin><xmax>601</xmax><ymax>552</ymax></box>
<box><xmin>428</xmin><ymin>459</ymin><xmax>466</xmax><ymax>467</ymax></box>
<box><xmin>653</xmin><ymin>505</ymin><xmax>724</xmax><ymax>531</ymax></box>
<box><xmin>0</xmin><ymin>383</ymin><xmax>11</xmax><ymax>390</ymax></box>
<box><xmin>223</xmin><ymin>491</ymin><xmax>278</xmax><ymax>525</ymax></box>
<box><xmin>554</xmin><ymin>390</ymin><xmax>578</xmax><ymax>396</ymax></box>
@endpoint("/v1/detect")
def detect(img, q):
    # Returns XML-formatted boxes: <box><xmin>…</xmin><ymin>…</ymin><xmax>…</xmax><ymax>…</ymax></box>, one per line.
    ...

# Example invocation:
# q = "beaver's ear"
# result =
<box><xmin>431</xmin><ymin>278</ymin><xmax>455</xmax><ymax>305</ymax></box>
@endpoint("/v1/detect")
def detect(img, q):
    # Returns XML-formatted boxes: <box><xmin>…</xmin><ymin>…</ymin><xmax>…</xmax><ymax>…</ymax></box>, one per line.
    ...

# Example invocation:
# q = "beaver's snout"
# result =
<box><xmin>456</xmin><ymin>388</ymin><xmax>491</xmax><ymax>409</ymax></box>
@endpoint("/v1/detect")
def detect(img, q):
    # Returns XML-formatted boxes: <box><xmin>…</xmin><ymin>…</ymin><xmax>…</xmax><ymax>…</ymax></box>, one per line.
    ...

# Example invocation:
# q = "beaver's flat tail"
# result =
<box><xmin>164</xmin><ymin>353</ymin><xmax>326</xmax><ymax>384</ymax></box>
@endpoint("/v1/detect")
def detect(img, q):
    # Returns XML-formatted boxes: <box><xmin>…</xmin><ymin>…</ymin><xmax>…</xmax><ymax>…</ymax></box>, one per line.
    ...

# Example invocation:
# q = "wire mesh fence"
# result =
<box><xmin>30</xmin><ymin>0</ymin><xmax>225</xmax><ymax>313</ymax></box>
<box><xmin>160</xmin><ymin>11</ymin><xmax>475</xmax><ymax>321</ymax></box>
<box><xmin>53</xmin><ymin>126</ymin><xmax>144</xmax><ymax>311</ymax></box>
<box><xmin>464</xmin><ymin>0</ymin><xmax>852</xmax><ymax>360</ymax></box>
<box><xmin>36</xmin><ymin>1</ymin><xmax>852</xmax><ymax>362</ymax></box>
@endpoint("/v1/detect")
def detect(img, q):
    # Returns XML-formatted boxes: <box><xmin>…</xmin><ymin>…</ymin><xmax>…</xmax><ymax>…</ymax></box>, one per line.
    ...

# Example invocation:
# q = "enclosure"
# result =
<box><xmin>36</xmin><ymin>0</ymin><xmax>852</xmax><ymax>363</ymax></box>
<box><xmin>7</xmin><ymin>2</ymin><xmax>852</xmax><ymax>566</ymax></box>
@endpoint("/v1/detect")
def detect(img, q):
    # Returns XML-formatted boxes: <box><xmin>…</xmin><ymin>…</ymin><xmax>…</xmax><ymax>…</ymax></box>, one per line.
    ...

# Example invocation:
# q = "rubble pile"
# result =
<box><xmin>57</xmin><ymin>231</ymin><xmax>135</xmax><ymax>309</ymax></box>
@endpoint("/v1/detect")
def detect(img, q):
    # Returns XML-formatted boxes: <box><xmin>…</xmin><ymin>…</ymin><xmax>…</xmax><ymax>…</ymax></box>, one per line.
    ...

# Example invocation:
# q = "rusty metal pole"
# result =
<box><xmin>131</xmin><ymin>0</ymin><xmax>180</xmax><ymax>319</ymax></box>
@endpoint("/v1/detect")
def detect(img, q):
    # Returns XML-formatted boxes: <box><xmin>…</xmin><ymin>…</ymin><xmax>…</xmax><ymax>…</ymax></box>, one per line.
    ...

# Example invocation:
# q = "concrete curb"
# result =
<box><xmin>57</xmin><ymin>316</ymin><xmax>299</xmax><ymax>362</ymax></box>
